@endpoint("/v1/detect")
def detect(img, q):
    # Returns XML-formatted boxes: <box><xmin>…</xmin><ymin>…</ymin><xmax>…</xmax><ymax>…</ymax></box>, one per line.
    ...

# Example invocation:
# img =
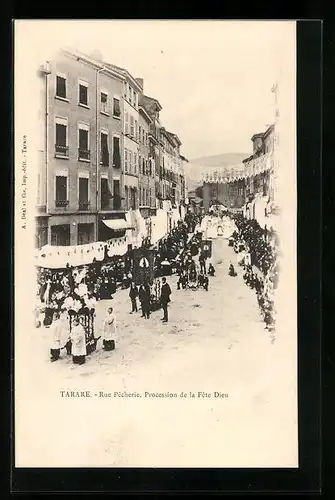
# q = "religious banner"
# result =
<box><xmin>132</xmin><ymin>248</ymin><xmax>155</xmax><ymax>286</ymax></box>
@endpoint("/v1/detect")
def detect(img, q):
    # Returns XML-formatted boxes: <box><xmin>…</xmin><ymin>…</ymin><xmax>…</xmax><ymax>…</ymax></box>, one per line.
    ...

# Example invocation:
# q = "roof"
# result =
<box><xmin>251</xmin><ymin>124</ymin><xmax>275</xmax><ymax>142</ymax></box>
<box><xmin>61</xmin><ymin>48</ymin><xmax>142</xmax><ymax>91</ymax></box>
<box><xmin>142</xmin><ymin>94</ymin><xmax>163</xmax><ymax>111</ymax></box>
<box><xmin>263</xmin><ymin>123</ymin><xmax>275</xmax><ymax>137</ymax></box>
<box><xmin>161</xmin><ymin>128</ymin><xmax>176</xmax><ymax>146</ymax></box>
<box><xmin>172</xmin><ymin>133</ymin><xmax>182</xmax><ymax>146</ymax></box>
<box><xmin>251</xmin><ymin>132</ymin><xmax>264</xmax><ymax>141</ymax></box>
<box><xmin>242</xmin><ymin>154</ymin><xmax>254</xmax><ymax>163</ymax></box>
<box><xmin>61</xmin><ymin>48</ymin><xmax>125</xmax><ymax>81</ymax></box>
<box><xmin>103</xmin><ymin>62</ymin><xmax>143</xmax><ymax>91</ymax></box>
<box><xmin>165</xmin><ymin>130</ymin><xmax>182</xmax><ymax>147</ymax></box>
<box><xmin>138</xmin><ymin>105</ymin><xmax>153</xmax><ymax>124</ymax></box>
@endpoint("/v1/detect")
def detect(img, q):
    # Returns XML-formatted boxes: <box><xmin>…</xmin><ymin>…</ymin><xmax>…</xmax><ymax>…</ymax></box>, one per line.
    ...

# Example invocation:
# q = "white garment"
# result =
<box><xmin>77</xmin><ymin>283</ymin><xmax>88</xmax><ymax>297</ymax></box>
<box><xmin>70</xmin><ymin>324</ymin><xmax>87</xmax><ymax>356</ymax></box>
<box><xmin>64</xmin><ymin>296</ymin><xmax>74</xmax><ymax>310</ymax></box>
<box><xmin>43</xmin><ymin>282</ymin><xmax>51</xmax><ymax>305</ymax></box>
<box><xmin>50</xmin><ymin>319</ymin><xmax>63</xmax><ymax>350</ymax></box>
<box><xmin>103</xmin><ymin>313</ymin><xmax>116</xmax><ymax>341</ymax></box>
<box><xmin>72</xmin><ymin>300</ymin><xmax>82</xmax><ymax>313</ymax></box>
<box><xmin>244</xmin><ymin>253</ymin><xmax>251</xmax><ymax>266</ymax></box>
<box><xmin>85</xmin><ymin>297</ymin><xmax>97</xmax><ymax>310</ymax></box>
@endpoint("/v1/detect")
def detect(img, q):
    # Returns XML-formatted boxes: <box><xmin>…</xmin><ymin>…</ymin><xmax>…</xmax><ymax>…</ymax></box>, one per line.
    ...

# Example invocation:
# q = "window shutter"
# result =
<box><xmin>113</xmin><ymin>137</ymin><xmax>121</xmax><ymax>169</ymax></box>
<box><xmin>56</xmin><ymin>123</ymin><xmax>67</xmax><ymax>146</ymax></box>
<box><xmin>113</xmin><ymin>98</ymin><xmax>120</xmax><ymax>117</ymax></box>
<box><xmin>79</xmin><ymin>129</ymin><xmax>88</xmax><ymax>150</ymax></box>
<box><xmin>101</xmin><ymin>133</ymin><xmax>109</xmax><ymax>166</ymax></box>
<box><xmin>56</xmin><ymin>176</ymin><xmax>67</xmax><ymax>201</ymax></box>
<box><xmin>56</xmin><ymin>76</ymin><xmax>66</xmax><ymax>98</ymax></box>
<box><xmin>79</xmin><ymin>178</ymin><xmax>88</xmax><ymax>202</ymax></box>
<box><xmin>79</xmin><ymin>85</ymin><xmax>88</xmax><ymax>105</ymax></box>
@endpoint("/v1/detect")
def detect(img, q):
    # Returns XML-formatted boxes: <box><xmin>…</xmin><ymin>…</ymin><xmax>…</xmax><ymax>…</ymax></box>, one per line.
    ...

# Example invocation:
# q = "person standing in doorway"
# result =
<box><xmin>160</xmin><ymin>277</ymin><xmax>171</xmax><ymax>323</ymax></box>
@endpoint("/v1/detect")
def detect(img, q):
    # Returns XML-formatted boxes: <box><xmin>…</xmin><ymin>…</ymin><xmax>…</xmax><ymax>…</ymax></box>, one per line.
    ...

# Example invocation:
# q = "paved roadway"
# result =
<box><xmin>16</xmin><ymin>235</ymin><xmax>298</xmax><ymax>468</ymax></box>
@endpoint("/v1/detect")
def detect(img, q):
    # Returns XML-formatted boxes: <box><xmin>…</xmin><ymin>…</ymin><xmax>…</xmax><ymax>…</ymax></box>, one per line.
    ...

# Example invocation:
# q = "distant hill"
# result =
<box><xmin>184</xmin><ymin>152</ymin><xmax>249</xmax><ymax>192</ymax></box>
<box><xmin>191</xmin><ymin>152</ymin><xmax>249</xmax><ymax>167</ymax></box>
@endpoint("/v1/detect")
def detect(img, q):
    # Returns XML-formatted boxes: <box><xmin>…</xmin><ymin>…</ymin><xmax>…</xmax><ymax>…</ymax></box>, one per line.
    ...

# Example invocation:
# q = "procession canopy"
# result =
<box><xmin>201</xmin><ymin>152</ymin><xmax>274</xmax><ymax>184</ymax></box>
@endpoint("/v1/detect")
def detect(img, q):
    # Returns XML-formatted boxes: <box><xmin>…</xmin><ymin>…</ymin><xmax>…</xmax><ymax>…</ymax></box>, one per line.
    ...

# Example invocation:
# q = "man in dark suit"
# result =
<box><xmin>139</xmin><ymin>283</ymin><xmax>151</xmax><ymax>319</ymax></box>
<box><xmin>160</xmin><ymin>277</ymin><xmax>171</xmax><ymax>323</ymax></box>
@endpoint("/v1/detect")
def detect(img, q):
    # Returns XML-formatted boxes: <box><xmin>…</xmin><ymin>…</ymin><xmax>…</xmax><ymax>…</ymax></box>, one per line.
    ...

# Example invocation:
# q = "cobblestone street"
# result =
<box><xmin>17</xmin><ymin>235</ymin><xmax>297</xmax><ymax>468</ymax></box>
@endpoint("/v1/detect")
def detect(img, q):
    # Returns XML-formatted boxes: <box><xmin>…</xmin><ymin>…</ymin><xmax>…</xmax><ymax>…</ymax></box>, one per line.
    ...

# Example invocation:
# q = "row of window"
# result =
<box><xmin>55</xmin><ymin>118</ymin><xmax>121</xmax><ymax>167</ymax></box>
<box><xmin>56</xmin><ymin>74</ymin><xmax>121</xmax><ymax>118</ymax></box>
<box><xmin>49</xmin><ymin>223</ymin><xmax>94</xmax><ymax>247</ymax></box>
<box><xmin>139</xmin><ymin>186</ymin><xmax>154</xmax><ymax>207</ymax></box>
<box><xmin>54</xmin><ymin>175</ymin><xmax>122</xmax><ymax>211</ymax></box>
<box><xmin>124</xmin><ymin>150</ymin><xmax>155</xmax><ymax>177</ymax></box>
<box><xmin>123</xmin><ymin>82</ymin><xmax>138</xmax><ymax>109</ymax></box>
<box><xmin>124</xmin><ymin>113</ymin><xmax>149</xmax><ymax>145</ymax></box>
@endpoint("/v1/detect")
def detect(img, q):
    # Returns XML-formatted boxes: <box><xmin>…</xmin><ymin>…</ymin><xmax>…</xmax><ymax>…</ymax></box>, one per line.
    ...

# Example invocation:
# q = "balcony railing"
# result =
<box><xmin>55</xmin><ymin>199</ymin><xmax>69</xmax><ymax>208</ymax></box>
<box><xmin>55</xmin><ymin>144</ymin><xmax>69</xmax><ymax>158</ymax></box>
<box><xmin>78</xmin><ymin>148</ymin><xmax>91</xmax><ymax>161</ymax></box>
<box><xmin>79</xmin><ymin>201</ymin><xmax>90</xmax><ymax>210</ymax></box>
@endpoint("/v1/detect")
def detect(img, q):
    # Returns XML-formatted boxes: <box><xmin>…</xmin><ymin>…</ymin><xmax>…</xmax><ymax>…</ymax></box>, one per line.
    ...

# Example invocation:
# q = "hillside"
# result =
<box><xmin>191</xmin><ymin>152</ymin><xmax>249</xmax><ymax>167</ymax></box>
<box><xmin>185</xmin><ymin>152</ymin><xmax>249</xmax><ymax>191</ymax></box>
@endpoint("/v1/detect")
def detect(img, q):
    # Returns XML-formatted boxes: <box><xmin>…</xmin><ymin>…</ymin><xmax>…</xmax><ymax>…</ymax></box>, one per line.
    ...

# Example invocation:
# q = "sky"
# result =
<box><xmin>15</xmin><ymin>20</ymin><xmax>295</xmax><ymax>160</ymax></box>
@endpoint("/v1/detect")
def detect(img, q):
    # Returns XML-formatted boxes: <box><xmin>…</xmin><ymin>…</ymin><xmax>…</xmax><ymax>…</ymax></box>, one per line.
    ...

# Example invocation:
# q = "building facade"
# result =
<box><xmin>36</xmin><ymin>49</ymin><xmax>187</xmax><ymax>249</ymax></box>
<box><xmin>36</xmin><ymin>49</ymin><xmax>127</xmax><ymax>248</ymax></box>
<box><xmin>243</xmin><ymin>125</ymin><xmax>274</xmax><ymax>204</ymax></box>
<box><xmin>202</xmin><ymin>124</ymin><xmax>276</xmax><ymax>227</ymax></box>
<box><xmin>141</xmin><ymin>94</ymin><xmax>163</xmax><ymax>206</ymax></box>
<box><xmin>138</xmin><ymin>104</ymin><xmax>155</xmax><ymax>217</ymax></box>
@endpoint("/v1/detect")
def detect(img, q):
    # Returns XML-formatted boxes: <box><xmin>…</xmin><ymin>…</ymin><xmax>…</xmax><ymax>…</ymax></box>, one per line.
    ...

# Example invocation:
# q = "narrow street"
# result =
<box><xmin>17</xmin><ymin>236</ymin><xmax>297</xmax><ymax>468</ymax></box>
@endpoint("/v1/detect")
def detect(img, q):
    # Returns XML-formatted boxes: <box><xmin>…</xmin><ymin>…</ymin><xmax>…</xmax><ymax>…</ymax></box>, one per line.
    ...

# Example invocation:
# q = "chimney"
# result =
<box><xmin>136</xmin><ymin>78</ymin><xmax>144</xmax><ymax>90</ymax></box>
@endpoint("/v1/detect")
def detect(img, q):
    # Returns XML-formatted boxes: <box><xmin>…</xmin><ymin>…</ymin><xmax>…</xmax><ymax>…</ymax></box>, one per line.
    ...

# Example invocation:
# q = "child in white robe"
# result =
<box><xmin>70</xmin><ymin>316</ymin><xmax>87</xmax><ymax>365</ymax></box>
<box><xmin>102</xmin><ymin>307</ymin><xmax>116</xmax><ymax>351</ymax></box>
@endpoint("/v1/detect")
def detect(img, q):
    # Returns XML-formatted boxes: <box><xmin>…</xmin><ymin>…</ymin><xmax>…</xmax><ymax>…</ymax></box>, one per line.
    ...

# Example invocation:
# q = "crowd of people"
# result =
<box><xmin>228</xmin><ymin>213</ymin><xmax>279</xmax><ymax>330</ymax></box>
<box><xmin>38</xmin><ymin>208</ymin><xmax>280</xmax><ymax>365</ymax></box>
<box><xmin>36</xmin><ymin>212</ymin><xmax>206</xmax><ymax>365</ymax></box>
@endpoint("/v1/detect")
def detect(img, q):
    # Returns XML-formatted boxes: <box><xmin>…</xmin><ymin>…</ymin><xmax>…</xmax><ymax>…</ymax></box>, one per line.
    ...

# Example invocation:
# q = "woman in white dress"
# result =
<box><xmin>70</xmin><ymin>316</ymin><xmax>87</xmax><ymax>365</ymax></box>
<box><xmin>102</xmin><ymin>307</ymin><xmax>116</xmax><ymax>351</ymax></box>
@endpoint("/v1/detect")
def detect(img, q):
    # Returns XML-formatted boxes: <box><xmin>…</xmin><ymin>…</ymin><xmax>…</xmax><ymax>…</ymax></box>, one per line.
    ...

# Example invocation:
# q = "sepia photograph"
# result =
<box><xmin>14</xmin><ymin>20</ymin><xmax>298</xmax><ymax>468</ymax></box>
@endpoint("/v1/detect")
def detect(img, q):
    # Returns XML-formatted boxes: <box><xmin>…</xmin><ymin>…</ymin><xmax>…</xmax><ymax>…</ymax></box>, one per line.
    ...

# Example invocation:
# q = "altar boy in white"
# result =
<box><xmin>102</xmin><ymin>307</ymin><xmax>116</xmax><ymax>351</ymax></box>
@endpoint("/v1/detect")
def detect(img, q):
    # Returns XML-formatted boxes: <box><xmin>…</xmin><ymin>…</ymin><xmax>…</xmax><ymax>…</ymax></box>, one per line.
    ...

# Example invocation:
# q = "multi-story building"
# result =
<box><xmin>137</xmin><ymin>100</ymin><xmax>152</xmax><ymax>210</ymax></box>
<box><xmin>141</xmin><ymin>94</ymin><xmax>163</xmax><ymax>205</ymax></box>
<box><xmin>36</xmin><ymin>49</ymin><xmax>187</xmax><ymax>249</ymax></box>
<box><xmin>36</xmin><ymin>49</ymin><xmax>128</xmax><ymax>248</ymax></box>
<box><xmin>120</xmin><ymin>74</ymin><xmax>142</xmax><ymax>211</ymax></box>
<box><xmin>202</xmin><ymin>173</ymin><xmax>246</xmax><ymax>212</ymax></box>
<box><xmin>242</xmin><ymin>124</ymin><xmax>274</xmax><ymax>203</ymax></box>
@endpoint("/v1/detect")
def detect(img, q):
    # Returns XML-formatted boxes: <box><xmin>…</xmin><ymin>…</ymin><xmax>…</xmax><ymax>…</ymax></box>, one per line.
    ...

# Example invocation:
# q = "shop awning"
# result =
<box><xmin>102</xmin><ymin>219</ymin><xmax>135</xmax><ymax>231</ymax></box>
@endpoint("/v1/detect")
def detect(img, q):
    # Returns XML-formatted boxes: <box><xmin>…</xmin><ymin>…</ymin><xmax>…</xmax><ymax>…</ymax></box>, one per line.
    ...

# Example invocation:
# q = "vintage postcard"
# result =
<box><xmin>14</xmin><ymin>20</ymin><xmax>298</xmax><ymax>468</ymax></box>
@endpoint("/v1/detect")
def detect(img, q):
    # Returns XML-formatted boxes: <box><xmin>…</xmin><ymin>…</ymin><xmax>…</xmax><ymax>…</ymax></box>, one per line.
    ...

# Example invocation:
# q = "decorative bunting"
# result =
<box><xmin>203</xmin><ymin>152</ymin><xmax>273</xmax><ymax>185</ymax></box>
